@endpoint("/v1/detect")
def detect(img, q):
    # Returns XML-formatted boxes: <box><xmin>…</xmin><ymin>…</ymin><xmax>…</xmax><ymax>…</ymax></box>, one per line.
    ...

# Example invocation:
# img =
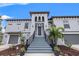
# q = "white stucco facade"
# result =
<box><xmin>2</xmin><ymin>12</ymin><xmax>79</xmax><ymax>46</ymax></box>
<box><xmin>2</xmin><ymin>12</ymin><xmax>49</xmax><ymax>45</ymax></box>
<box><xmin>53</xmin><ymin>17</ymin><xmax>79</xmax><ymax>31</ymax></box>
<box><xmin>53</xmin><ymin>16</ymin><xmax>79</xmax><ymax>45</ymax></box>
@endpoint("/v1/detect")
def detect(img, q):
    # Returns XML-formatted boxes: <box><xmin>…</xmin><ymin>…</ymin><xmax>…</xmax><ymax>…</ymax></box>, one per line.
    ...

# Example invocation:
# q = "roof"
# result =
<box><xmin>30</xmin><ymin>11</ymin><xmax>49</xmax><ymax>16</ymax></box>
<box><xmin>6</xmin><ymin>19</ymin><xmax>31</xmax><ymax>21</ymax></box>
<box><xmin>51</xmin><ymin>16</ymin><xmax>79</xmax><ymax>18</ymax></box>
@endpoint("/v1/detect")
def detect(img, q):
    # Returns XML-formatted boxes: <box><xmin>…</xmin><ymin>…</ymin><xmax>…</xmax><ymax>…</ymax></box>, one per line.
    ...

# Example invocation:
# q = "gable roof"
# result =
<box><xmin>51</xmin><ymin>16</ymin><xmax>79</xmax><ymax>18</ymax></box>
<box><xmin>30</xmin><ymin>11</ymin><xmax>49</xmax><ymax>16</ymax></box>
<box><xmin>6</xmin><ymin>19</ymin><xmax>31</xmax><ymax>21</ymax></box>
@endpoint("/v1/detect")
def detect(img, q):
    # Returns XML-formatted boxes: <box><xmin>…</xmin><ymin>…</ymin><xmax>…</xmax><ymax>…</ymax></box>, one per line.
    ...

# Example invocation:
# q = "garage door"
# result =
<box><xmin>64</xmin><ymin>34</ymin><xmax>79</xmax><ymax>44</ymax></box>
<box><xmin>8</xmin><ymin>35</ymin><xmax>18</xmax><ymax>44</ymax></box>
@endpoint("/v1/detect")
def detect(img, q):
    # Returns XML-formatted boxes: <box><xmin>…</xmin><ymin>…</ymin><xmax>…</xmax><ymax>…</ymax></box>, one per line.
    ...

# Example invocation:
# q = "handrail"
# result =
<box><xmin>26</xmin><ymin>31</ymin><xmax>35</xmax><ymax>46</ymax></box>
<box><xmin>44</xmin><ymin>31</ymin><xmax>51</xmax><ymax>45</ymax></box>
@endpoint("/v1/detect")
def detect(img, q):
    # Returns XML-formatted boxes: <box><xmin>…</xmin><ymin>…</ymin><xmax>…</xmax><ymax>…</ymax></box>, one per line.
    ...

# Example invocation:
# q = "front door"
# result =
<box><xmin>35</xmin><ymin>23</ymin><xmax>44</xmax><ymax>37</ymax></box>
<box><xmin>38</xmin><ymin>26</ymin><xmax>41</xmax><ymax>35</ymax></box>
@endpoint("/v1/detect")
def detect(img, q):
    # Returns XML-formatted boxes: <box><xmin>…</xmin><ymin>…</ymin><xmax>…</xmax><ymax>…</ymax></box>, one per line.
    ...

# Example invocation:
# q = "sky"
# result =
<box><xmin>1</xmin><ymin>3</ymin><xmax>79</xmax><ymax>28</ymax></box>
<box><xmin>1</xmin><ymin>3</ymin><xmax>79</xmax><ymax>19</ymax></box>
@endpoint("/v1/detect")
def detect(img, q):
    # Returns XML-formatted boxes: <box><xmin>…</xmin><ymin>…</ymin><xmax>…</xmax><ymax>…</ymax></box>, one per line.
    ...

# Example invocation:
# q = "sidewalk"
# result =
<box><xmin>71</xmin><ymin>45</ymin><xmax>79</xmax><ymax>51</ymax></box>
<box><xmin>24</xmin><ymin>53</ymin><xmax>55</xmax><ymax>56</ymax></box>
<box><xmin>0</xmin><ymin>44</ymin><xmax>12</xmax><ymax>51</ymax></box>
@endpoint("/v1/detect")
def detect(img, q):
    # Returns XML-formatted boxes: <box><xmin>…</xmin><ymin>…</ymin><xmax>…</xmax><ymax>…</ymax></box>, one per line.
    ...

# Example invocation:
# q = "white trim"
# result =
<box><xmin>7</xmin><ymin>34</ymin><xmax>10</xmax><ymax>44</ymax></box>
<box><xmin>62</xmin><ymin>31</ymin><xmax>79</xmax><ymax>34</ymax></box>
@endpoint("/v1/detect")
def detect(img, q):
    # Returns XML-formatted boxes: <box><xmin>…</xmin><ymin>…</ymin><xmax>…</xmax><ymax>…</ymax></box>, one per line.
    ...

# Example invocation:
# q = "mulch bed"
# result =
<box><xmin>58</xmin><ymin>45</ymin><xmax>79</xmax><ymax>56</ymax></box>
<box><xmin>0</xmin><ymin>44</ymin><xmax>22</xmax><ymax>56</ymax></box>
<box><xmin>1</xmin><ymin>44</ymin><xmax>79</xmax><ymax>56</ymax></box>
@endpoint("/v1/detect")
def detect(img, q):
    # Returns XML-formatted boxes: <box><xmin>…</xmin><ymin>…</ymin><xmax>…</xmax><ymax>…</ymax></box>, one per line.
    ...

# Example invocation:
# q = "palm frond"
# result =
<box><xmin>48</xmin><ymin>26</ymin><xmax>64</xmax><ymax>45</ymax></box>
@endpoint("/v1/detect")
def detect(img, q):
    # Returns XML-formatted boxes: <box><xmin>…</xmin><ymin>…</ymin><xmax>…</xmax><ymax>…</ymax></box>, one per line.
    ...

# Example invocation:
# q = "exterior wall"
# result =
<box><xmin>6</xmin><ymin>21</ymin><xmax>31</xmax><ymax>32</ymax></box>
<box><xmin>2</xmin><ymin>33</ymin><xmax>10</xmax><ymax>44</ymax></box>
<box><xmin>4</xmin><ymin>13</ymin><xmax>49</xmax><ymax>44</ymax></box>
<box><xmin>53</xmin><ymin>17</ymin><xmax>79</xmax><ymax>31</ymax></box>
<box><xmin>53</xmin><ymin>17</ymin><xmax>79</xmax><ymax>45</ymax></box>
<box><xmin>3</xmin><ymin>33</ymin><xmax>23</xmax><ymax>45</ymax></box>
<box><xmin>3</xmin><ymin>12</ymin><xmax>79</xmax><ymax>45</ymax></box>
<box><xmin>31</xmin><ymin>14</ymin><xmax>49</xmax><ymax>31</ymax></box>
<box><xmin>3</xmin><ymin>20</ymin><xmax>33</xmax><ymax>44</ymax></box>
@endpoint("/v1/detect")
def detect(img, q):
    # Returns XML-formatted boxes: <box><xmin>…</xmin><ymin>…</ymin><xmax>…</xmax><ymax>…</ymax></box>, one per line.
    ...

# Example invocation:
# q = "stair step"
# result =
<box><xmin>27</xmin><ymin>49</ymin><xmax>53</xmax><ymax>53</ymax></box>
<box><xmin>28</xmin><ymin>46</ymin><xmax>50</xmax><ymax>48</ymax></box>
<box><xmin>24</xmin><ymin>53</ymin><xmax>54</xmax><ymax>56</ymax></box>
<box><xmin>28</xmin><ymin>47</ymin><xmax>51</xmax><ymax>50</ymax></box>
<box><xmin>26</xmin><ymin>37</ymin><xmax>52</xmax><ymax>53</ymax></box>
<box><xmin>29</xmin><ymin>44</ymin><xmax>51</xmax><ymax>47</ymax></box>
<box><xmin>29</xmin><ymin>43</ymin><xmax>50</xmax><ymax>45</ymax></box>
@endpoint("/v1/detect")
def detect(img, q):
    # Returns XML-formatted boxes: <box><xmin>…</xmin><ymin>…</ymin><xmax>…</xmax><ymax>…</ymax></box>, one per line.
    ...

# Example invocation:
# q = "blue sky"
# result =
<box><xmin>1</xmin><ymin>3</ymin><xmax>79</xmax><ymax>19</ymax></box>
<box><xmin>0</xmin><ymin>3</ymin><xmax>79</xmax><ymax>27</ymax></box>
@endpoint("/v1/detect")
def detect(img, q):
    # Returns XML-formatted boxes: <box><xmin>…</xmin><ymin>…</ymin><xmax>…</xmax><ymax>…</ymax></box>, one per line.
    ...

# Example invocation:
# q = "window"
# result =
<box><xmin>63</xmin><ymin>20</ymin><xmax>70</xmax><ymax>29</ymax></box>
<box><xmin>38</xmin><ymin>16</ymin><xmax>41</xmax><ymax>22</ymax></box>
<box><xmin>35</xmin><ymin>17</ymin><xmax>37</xmax><ymax>22</ymax></box>
<box><xmin>5</xmin><ymin>35</ymin><xmax>7</xmax><ymax>38</ymax></box>
<box><xmin>17</xmin><ymin>23</ymin><xmax>21</xmax><ymax>25</ymax></box>
<box><xmin>77</xmin><ymin>21</ymin><xmax>79</xmax><ymax>25</ymax></box>
<box><xmin>42</xmin><ymin>16</ymin><xmax>44</xmax><ymax>22</ymax></box>
<box><xmin>25</xmin><ymin>23</ymin><xmax>28</xmax><ymax>29</ymax></box>
<box><xmin>8</xmin><ymin>23</ymin><xmax>12</xmax><ymax>25</ymax></box>
<box><xmin>63</xmin><ymin>20</ymin><xmax>68</xmax><ymax>24</ymax></box>
<box><xmin>8</xmin><ymin>35</ymin><xmax>18</xmax><ymax>44</ymax></box>
<box><xmin>64</xmin><ymin>24</ymin><xmax>70</xmax><ymax>28</ymax></box>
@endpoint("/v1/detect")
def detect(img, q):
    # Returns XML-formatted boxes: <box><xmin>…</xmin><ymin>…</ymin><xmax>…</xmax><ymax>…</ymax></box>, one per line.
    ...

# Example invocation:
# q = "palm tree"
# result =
<box><xmin>48</xmin><ymin>25</ymin><xmax>64</xmax><ymax>46</ymax></box>
<box><xmin>48</xmin><ymin>26</ymin><xmax>64</xmax><ymax>55</ymax></box>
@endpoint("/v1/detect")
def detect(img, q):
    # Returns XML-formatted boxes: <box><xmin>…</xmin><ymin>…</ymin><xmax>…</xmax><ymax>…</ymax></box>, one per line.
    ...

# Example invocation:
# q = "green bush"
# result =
<box><xmin>20</xmin><ymin>47</ymin><xmax>25</xmax><ymax>56</ymax></box>
<box><xmin>54</xmin><ymin>45</ymin><xmax>60</xmax><ymax>52</ymax></box>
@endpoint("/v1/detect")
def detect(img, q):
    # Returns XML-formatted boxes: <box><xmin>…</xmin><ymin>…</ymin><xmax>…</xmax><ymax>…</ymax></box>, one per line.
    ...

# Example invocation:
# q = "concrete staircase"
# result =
<box><xmin>26</xmin><ymin>37</ymin><xmax>53</xmax><ymax>53</ymax></box>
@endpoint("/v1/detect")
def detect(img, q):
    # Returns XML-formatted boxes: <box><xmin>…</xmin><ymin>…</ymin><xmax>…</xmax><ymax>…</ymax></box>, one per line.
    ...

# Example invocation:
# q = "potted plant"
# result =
<box><xmin>20</xmin><ymin>47</ymin><xmax>25</xmax><ymax>56</ymax></box>
<box><xmin>19</xmin><ymin>32</ymin><xmax>26</xmax><ymax>56</ymax></box>
<box><xmin>54</xmin><ymin>45</ymin><xmax>60</xmax><ymax>56</ymax></box>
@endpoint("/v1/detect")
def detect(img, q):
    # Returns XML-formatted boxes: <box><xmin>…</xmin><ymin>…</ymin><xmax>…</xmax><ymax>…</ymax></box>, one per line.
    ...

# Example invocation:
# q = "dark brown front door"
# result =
<box><xmin>38</xmin><ymin>26</ymin><xmax>41</xmax><ymax>35</ymax></box>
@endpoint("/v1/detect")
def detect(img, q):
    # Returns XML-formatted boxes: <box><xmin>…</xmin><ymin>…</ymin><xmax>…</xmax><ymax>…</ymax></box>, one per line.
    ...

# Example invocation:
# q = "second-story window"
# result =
<box><xmin>42</xmin><ymin>16</ymin><xmax>44</xmax><ymax>22</ymax></box>
<box><xmin>8</xmin><ymin>23</ymin><xmax>12</xmax><ymax>25</ymax></box>
<box><xmin>17</xmin><ymin>23</ymin><xmax>21</xmax><ymax>25</ymax></box>
<box><xmin>64</xmin><ymin>24</ymin><xmax>70</xmax><ymax>28</ymax></box>
<box><xmin>63</xmin><ymin>20</ymin><xmax>70</xmax><ymax>29</ymax></box>
<box><xmin>77</xmin><ymin>21</ymin><xmax>79</xmax><ymax>25</ymax></box>
<box><xmin>35</xmin><ymin>17</ymin><xmax>37</xmax><ymax>22</ymax></box>
<box><xmin>63</xmin><ymin>20</ymin><xmax>68</xmax><ymax>23</ymax></box>
<box><xmin>25</xmin><ymin>23</ymin><xmax>28</xmax><ymax>29</ymax></box>
<box><xmin>38</xmin><ymin>16</ymin><xmax>41</xmax><ymax>22</ymax></box>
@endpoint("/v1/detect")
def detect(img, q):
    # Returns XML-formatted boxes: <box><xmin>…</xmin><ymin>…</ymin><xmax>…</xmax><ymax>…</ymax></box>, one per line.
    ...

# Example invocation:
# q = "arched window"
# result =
<box><xmin>38</xmin><ymin>16</ymin><xmax>41</xmax><ymax>22</ymax></box>
<box><xmin>42</xmin><ymin>16</ymin><xmax>44</xmax><ymax>22</ymax></box>
<box><xmin>35</xmin><ymin>17</ymin><xmax>37</xmax><ymax>22</ymax></box>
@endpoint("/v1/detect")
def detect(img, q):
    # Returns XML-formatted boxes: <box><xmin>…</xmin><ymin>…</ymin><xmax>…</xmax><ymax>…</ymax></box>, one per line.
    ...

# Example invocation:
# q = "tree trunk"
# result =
<box><xmin>54</xmin><ymin>38</ymin><xmax>57</xmax><ymax>46</ymax></box>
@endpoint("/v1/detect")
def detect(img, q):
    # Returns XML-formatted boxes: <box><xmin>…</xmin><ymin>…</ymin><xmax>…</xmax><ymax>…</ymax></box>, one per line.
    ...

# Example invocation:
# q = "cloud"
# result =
<box><xmin>0</xmin><ymin>3</ymin><xmax>29</xmax><ymax>7</ymax></box>
<box><xmin>1</xmin><ymin>15</ymin><xmax>12</xmax><ymax>19</ymax></box>
<box><xmin>0</xmin><ymin>3</ymin><xmax>14</xmax><ymax>7</ymax></box>
<box><xmin>18</xmin><ymin>3</ymin><xmax>29</xmax><ymax>5</ymax></box>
